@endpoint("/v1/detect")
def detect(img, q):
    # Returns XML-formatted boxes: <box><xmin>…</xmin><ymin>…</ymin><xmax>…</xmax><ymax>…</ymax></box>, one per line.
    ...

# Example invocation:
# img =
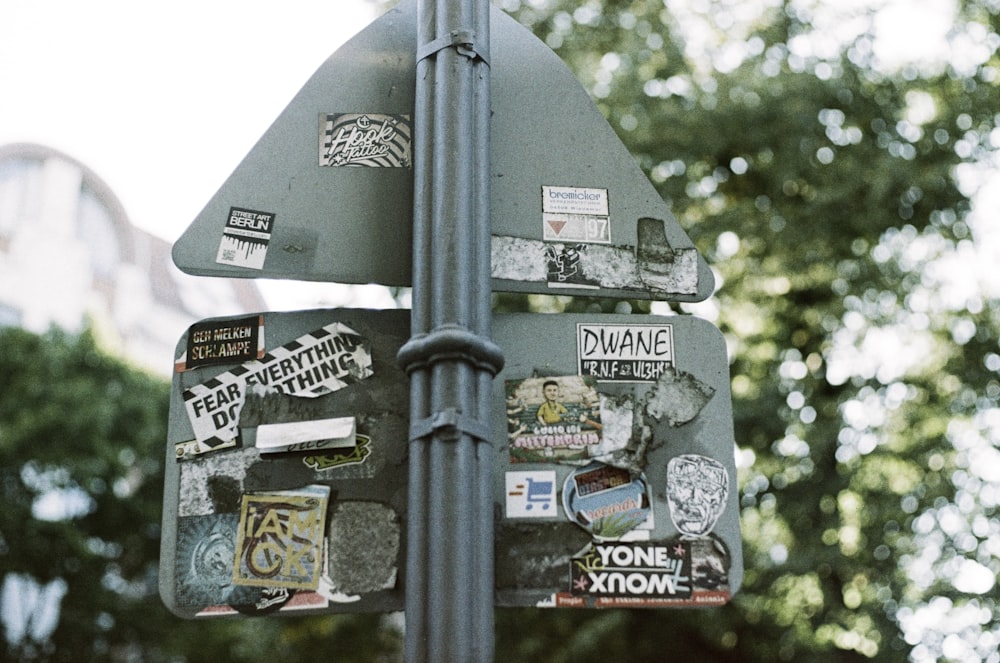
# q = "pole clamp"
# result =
<box><xmin>409</xmin><ymin>407</ymin><xmax>492</xmax><ymax>444</ymax></box>
<box><xmin>417</xmin><ymin>29</ymin><xmax>489</xmax><ymax>65</ymax></box>
<box><xmin>397</xmin><ymin>325</ymin><xmax>504</xmax><ymax>377</ymax></box>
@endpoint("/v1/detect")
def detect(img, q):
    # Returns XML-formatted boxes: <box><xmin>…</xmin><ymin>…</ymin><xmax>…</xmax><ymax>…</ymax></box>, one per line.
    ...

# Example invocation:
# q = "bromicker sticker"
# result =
<box><xmin>319</xmin><ymin>113</ymin><xmax>412</xmax><ymax>167</ymax></box>
<box><xmin>577</xmin><ymin>323</ymin><xmax>674</xmax><ymax>383</ymax></box>
<box><xmin>216</xmin><ymin>207</ymin><xmax>275</xmax><ymax>270</ymax></box>
<box><xmin>182</xmin><ymin>322</ymin><xmax>373</xmax><ymax>449</ymax></box>
<box><xmin>542</xmin><ymin>186</ymin><xmax>610</xmax><ymax>244</ymax></box>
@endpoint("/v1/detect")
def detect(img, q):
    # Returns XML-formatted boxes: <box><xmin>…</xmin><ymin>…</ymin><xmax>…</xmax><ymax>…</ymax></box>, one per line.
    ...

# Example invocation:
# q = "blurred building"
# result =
<box><xmin>0</xmin><ymin>142</ymin><xmax>266</xmax><ymax>375</ymax></box>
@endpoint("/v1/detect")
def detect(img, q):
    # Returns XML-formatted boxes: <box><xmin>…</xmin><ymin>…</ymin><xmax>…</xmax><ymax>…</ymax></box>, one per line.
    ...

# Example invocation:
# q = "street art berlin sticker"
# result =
<box><xmin>577</xmin><ymin>323</ymin><xmax>675</xmax><ymax>383</ymax></box>
<box><xmin>215</xmin><ymin>207</ymin><xmax>275</xmax><ymax>270</ymax></box>
<box><xmin>505</xmin><ymin>470</ymin><xmax>558</xmax><ymax>518</ymax></box>
<box><xmin>542</xmin><ymin>186</ymin><xmax>610</xmax><ymax>244</ymax></box>
<box><xmin>319</xmin><ymin>113</ymin><xmax>412</xmax><ymax>167</ymax></box>
<box><xmin>505</xmin><ymin>375</ymin><xmax>602</xmax><ymax>463</ymax></box>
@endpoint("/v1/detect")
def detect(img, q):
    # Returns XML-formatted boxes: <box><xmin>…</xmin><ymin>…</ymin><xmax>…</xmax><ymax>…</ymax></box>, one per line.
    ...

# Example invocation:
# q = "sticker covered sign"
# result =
<box><xmin>493</xmin><ymin>312</ymin><xmax>741</xmax><ymax>609</ymax></box>
<box><xmin>161</xmin><ymin>308</ymin><xmax>410</xmax><ymax>619</ymax></box>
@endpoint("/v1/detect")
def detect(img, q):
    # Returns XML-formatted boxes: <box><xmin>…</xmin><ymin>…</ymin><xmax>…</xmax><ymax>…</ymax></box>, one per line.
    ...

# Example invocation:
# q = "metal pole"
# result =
<box><xmin>397</xmin><ymin>0</ymin><xmax>498</xmax><ymax>660</ymax></box>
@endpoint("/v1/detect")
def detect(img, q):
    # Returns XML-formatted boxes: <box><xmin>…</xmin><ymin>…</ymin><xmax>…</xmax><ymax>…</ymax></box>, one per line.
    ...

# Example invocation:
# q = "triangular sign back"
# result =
<box><xmin>172</xmin><ymin>0</ymin><xmax>714</xmax><ymax>302</ymax></box>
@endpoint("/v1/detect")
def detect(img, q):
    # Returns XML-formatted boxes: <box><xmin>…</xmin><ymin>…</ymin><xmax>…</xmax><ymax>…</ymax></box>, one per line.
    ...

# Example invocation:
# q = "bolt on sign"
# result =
<box><xmin>160</xmin><ymin>309</ymin><xmax>410</xmax><ymax>617</ymax></box>
<box><xmin>492</xmin><ymin>313</ymin><xmax>742</xmax><ymax>609</ymax></box>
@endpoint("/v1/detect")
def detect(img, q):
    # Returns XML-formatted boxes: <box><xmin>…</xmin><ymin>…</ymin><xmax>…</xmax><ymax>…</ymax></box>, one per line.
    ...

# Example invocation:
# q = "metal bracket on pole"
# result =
<box><xmin>409</xmin><ymin>407</ymin><xmax>493</xmax><ymax>444</ymax></box>
<box><xmin>397</xmin><ymin>324</ymin><xmax>504</xmax><ymax>376</ymax></box>
<box><xmin>416</xmin><ymin>29</ymin><xmax>490</xmax><ymax>64</ymax></box>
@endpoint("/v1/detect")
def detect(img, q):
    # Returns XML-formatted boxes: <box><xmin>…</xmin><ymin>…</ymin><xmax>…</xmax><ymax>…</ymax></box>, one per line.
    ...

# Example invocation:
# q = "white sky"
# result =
<box><xmin>0</xmin><ymin>0</ymin><xmax>378</xmax><ymax>244</ymax></box>
<box><xmin>0</xmin><ymin>0</ymin><xmax>960</xmax><ymax>242</ymax></box>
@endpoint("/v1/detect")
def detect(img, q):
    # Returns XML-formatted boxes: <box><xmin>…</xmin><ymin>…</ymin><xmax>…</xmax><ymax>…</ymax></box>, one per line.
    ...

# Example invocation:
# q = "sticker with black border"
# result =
<box><xmin>542</xmin><ymin>185</ymin><xmax>610</xmax><ymax>243</ymax></box>
<box><xmin>215</xmin><ymin>207</ymin><xmax>275</xmax><ymax>270</ymax></box>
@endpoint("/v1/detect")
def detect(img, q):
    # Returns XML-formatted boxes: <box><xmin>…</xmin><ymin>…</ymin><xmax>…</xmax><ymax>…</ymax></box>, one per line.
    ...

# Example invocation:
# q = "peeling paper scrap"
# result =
<box><xmin>644</xmin><ymin>366</ymin><xmax>716</xmax><ymax>427</ymax></box>
<box><xmin>490</xmin><ymin>233</ymin><xmax>699</xmax><ymax>295</ymax></box>
<box><xmin>256</xmin><ymin>417</ymin><xmax>357</xmax><ymax>454</ymax></box>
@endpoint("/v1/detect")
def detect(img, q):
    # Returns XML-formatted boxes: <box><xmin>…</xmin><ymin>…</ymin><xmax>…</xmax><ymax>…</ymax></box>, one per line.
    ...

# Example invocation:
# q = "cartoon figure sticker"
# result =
<box><xmin>319</xmin><ymin>113</ymin><xmax>412</xmax><ymax>167</ymax></box>
<box><xmin>666</xmin><ymin>454</ymin><xmax>729</xmax><ymax>537</ymax></box>
<box><xmin>562</xmin><ymin>462</ymin><xmax>652</xmax><ymax>540</ymax></box>
<box><xmin>506</xmin><ymin>375</ymin><xmax>602</xmax><ymax>463</ymax></box>
<box><xmin>216</xmin><ymin>207</ymin><xmax>275</xmax><ymax>270</ymax></box>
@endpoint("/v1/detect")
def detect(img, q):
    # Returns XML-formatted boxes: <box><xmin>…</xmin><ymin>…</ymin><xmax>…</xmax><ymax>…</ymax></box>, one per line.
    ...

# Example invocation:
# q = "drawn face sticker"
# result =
<box><xmin>666</xmin><ymin>454</ymin><xmax>729</xmax><ymax>536</ymax></box>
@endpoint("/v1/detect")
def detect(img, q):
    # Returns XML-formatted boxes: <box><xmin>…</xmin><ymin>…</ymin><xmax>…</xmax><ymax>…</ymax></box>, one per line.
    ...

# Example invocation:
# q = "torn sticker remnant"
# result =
<box><xmin>491</xmin><ymin>234</ymin><xmax>698</xmax><ymax>296</ymax></box>
<box><xmin>643</xmin><ymin>366</ymin><xmax>715</xmax><ymax>427</ymax></box>
<box><xmin>506</xmin><ymin>375</ymin><xmax>603</xmax><ymax>464</ymax></box>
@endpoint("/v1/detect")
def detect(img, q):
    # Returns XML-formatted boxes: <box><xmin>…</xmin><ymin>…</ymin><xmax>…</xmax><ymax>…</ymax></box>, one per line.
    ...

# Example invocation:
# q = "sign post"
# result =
<box><xmin>161</xmin><ymin>3</ymin><xmax>742</xmax><ymax>663</ymax></box>
<box><xmin>395</xmin><ymin>0</ymin><xmax>501</xmax><ymax>660</ymax></box>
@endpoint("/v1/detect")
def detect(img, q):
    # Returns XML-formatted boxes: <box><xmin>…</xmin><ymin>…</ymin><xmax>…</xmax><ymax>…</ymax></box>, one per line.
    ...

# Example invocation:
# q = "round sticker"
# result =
<box><xmin>562</xmin><ymin>461</ymin><xmax>651</xmax><ymax>540</ymax></box>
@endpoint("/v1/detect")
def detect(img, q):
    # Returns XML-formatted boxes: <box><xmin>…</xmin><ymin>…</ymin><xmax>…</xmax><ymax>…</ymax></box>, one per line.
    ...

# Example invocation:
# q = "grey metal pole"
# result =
<box><xmin>397</xmin><ymin>0</ymin><xmax>499</xmax><ymax>660</ymax></box>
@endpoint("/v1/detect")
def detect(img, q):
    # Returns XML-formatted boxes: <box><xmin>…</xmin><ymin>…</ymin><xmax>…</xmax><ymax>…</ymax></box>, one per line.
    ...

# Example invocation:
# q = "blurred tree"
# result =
<box><xmin>484</xmin><ymin>0</ymin><xmax>1000</xmax><ymax>662</ymax></box>
<box><xmin>0</xmin><ymin>327</ymin><xmax>403</xmax><ymax>662</ymax></box>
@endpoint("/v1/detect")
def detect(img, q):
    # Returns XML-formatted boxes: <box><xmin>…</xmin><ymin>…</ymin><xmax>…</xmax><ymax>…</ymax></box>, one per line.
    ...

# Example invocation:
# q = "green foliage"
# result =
<box><xmin>492</xmin><ymin>0</ymin><xmax>1000</xmax><ymax>661</ymax></box>
<box><xmin>0</xmin><ymin>327</ymin><xmax>403</xmax><ymax>662</ymax></box>
<box><xmin>0</xmin><ymin>327</ymin><xmax>169</xmax><ymax>661</ymax></box>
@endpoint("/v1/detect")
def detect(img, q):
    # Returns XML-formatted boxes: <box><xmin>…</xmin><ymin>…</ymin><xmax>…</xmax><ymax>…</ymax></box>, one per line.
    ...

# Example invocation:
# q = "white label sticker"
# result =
<box><xmin>577</xmin><ymin>323</ymin><xmax>675</xmax><ymax>382</ymax></box>
<box><xmin>542</xmin><ymin>186</ymin><xmax>611</xmax><ymax>244</ymax></box>
<box><xmin>216</xmin><ymin>207</ymin><xmax>274</xmax><ymax>270</ymax></box>
<box><xmin>505</xmin><ymin>471</ymin><xmax>558</xmax><ymax>518</ymax></box>
<box><xmin>256</xmin><ymin>417</ymin><xmax>357</xmax><ymax>454</ymax></box>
